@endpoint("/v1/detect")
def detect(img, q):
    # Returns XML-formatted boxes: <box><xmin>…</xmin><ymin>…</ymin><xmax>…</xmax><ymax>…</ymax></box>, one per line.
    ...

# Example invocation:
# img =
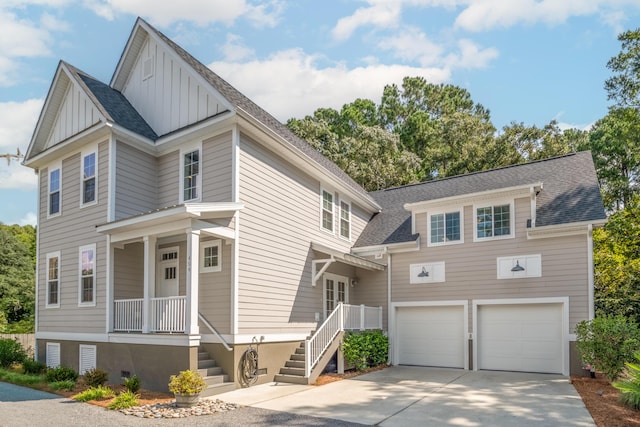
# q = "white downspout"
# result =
<box><xmin>387</xmin><ymin>252</ymin><xmax>392</xmax><ymax>365</ymax></box>
<box><xmin>587</xmin><ymin>224</ymin><xmax>595</xmax><ymax>320</ymax></box>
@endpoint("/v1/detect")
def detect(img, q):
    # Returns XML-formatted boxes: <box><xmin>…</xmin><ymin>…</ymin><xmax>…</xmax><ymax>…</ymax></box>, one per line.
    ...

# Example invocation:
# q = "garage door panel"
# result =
<box><xmin>397</xmin><ymin>306</ymin><xmax>465</xmax><ymax>369</ymax></box>
<box><xmin>478</xmin><ymin>303</ymin><xmax>563</xmax><ymax>374</ymax></box>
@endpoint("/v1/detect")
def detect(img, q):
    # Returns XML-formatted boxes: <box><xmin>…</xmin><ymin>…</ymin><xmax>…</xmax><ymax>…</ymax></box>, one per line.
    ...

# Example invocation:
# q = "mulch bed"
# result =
<box><xmin>571</xmin><ymin>375</ymin><xmax>640</xmax><ymax>427</ymax></box>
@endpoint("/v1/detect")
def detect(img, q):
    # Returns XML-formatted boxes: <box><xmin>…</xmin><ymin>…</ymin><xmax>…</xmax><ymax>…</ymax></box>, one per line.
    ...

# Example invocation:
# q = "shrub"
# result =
<box><xmin>342</xmin><ymin>330</ymin><xmax>389</xmax><ymax>371</ymax></box>
<box><xmin>49</xmin><ymin>380</ymin><xmax>75</xmax><ymax>391</ymax></box>
<box><xmin>83</xmin><ymin>368</ymin><xmax>109</xmax><ymax>388</ymax></box>
<box><xmin>575</xmin><ymin>315</ymin><xmax>640</xmax><ymax>381</ymax></box>
<box><xmin>107</xmin><ymin>390</ymin><xmax>139</xmax><ymax>410</ymax></box>
<box><xmin>46</xmin><ymin>366</ymin><xmax>78</xmax><ymax>383</ymax></box>
<box><xmin>22</xmin><ymin>359</ymin><xmax>47</xmax><ymax>375</ymax></box>
<box><xmin>613</xmin><ymin>353</ymin><xmax>640</xmax><ymax>410</ymax></box>
<box><xmin>122</xmin><ymin>375</ymin><xmax>140</xmax><ymax>393</ymax></box>
<box><xmin>168</xmin><ymin>370</ymin><xmax>206</xmax><ymax>395</ymax></box>
<box><xmin>0</xmin><ymin>338</ymin><xmax>27</xmax><ymax>367</ymax></box>
<box><xmin>73</xmin><ymin>385</ymin><xmax>115</xmax><ymax>402</ymax></box>
<box><xmin>0</xmin><ymin>369</ymin><xmax>44</xmax><ymax>386</ymax></box>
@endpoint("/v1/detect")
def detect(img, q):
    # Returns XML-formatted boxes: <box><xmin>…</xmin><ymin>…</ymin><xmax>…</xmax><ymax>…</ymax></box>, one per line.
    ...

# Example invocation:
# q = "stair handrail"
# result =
<box><xmin>198</xmin><ymin>312</ymin><xmax>233</xmax><ymax>352</ymax></box>
<box><xmin>305</xmin><ymin>302</ymin><xmax>344</xmax><ymax>377</ymax></box>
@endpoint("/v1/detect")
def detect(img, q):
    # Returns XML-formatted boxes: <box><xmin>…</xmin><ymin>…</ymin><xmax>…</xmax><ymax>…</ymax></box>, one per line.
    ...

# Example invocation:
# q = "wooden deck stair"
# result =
<box><xmin>197</xmin><ymin>346</ymin><xmax>236</xmax><ymax>397</ymax></box>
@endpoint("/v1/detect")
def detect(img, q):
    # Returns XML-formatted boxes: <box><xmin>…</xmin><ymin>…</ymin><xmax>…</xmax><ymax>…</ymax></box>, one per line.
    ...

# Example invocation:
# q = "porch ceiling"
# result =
<box><xmin>311</xmin><ymin>242</ymin><xmax>386</xmax><ymax>271</ymax></box>
<box><xmin>96</xmin><ymin>202</ymin><xmax>243</xmax><ymax>243</ymax></box>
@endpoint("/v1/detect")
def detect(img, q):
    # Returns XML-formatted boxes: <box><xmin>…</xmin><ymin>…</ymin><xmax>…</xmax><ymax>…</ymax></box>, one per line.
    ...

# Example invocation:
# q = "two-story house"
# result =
<box><xmin>24</xmin><ymin>18</ymin><xmax>606</xmax><ymax>394</ymax></box>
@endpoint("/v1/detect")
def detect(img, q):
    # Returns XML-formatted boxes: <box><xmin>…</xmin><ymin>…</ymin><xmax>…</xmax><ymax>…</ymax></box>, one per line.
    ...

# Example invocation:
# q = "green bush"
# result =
<box><xmin>575</xmin><ymin>315</ymin><xmax>640</xmax><ymax>381</ymax></box>
<box><xmin>0</xmin><ymin>338</ymin><xmax>27</xmax><ymax>367</ymax></box>
<box><xmin>168</xmin><ymin>369</ymin><xmax>206</xmax><ymax>395</ymax></box>
<box><xmin>46</xmin><ymin>366</ymin><xmax>78</xmax><ymax>383</ymax></box>
<box><xmin>74</xmin><ymin>385</ymin><xmax>115</xmax><ymax>402</ymax></box>
<box><xmin>107</xmin><ymin>390</ymin><xmax>139</xmax><ymax>410</ymax></box>
<box><xmin>613</xmin><ymin>353</ymin><xmax>640</xmax><ymax>410</ymax></box>
<box><xmin>342</xmin><ymin>330</ymin><xmax>389</xmax><ymax>371</ymax></box>
<box><xmin>49</xmin><ymin>380</ymin><xmax>75</xmax><ymax>391</ymax></box>
<box><xmin>0</xmin><ymin>369</ymin><xmax>44</xmax><ymax>386</ymax></box>
<box><xmin>22</xmin><ymin>359</ymin><xmax>47</xmax><ymax>375</ymax></box>
<box><xmin>122</xmin><ymin>375</ymin><xmax>140</xmax><ymax>393</ymax></box>
<box><xmin>83</xmin><ymin>368</ymin><xmax>109</xmax><ymax>388</ymax></box>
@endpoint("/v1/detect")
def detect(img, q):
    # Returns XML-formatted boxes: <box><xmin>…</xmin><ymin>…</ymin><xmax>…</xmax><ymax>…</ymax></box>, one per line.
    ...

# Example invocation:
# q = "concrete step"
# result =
<box><xmin>291</xmin><ymin>354</ymin><xmax>305</xmax><ymax>361</ymax></box>
<box><xmin>197</xmin><ymin>366</ymin><xmax>223</xmax><ymax>377</ymax></box>
<box><xmin>198</xmin><ymin>359</ymin><xmax>217</xmax><ymax>369</ymax></box>
<box><xmin>197</xmin><ymin>351</ymin><xmax>210</xmax><ymax>360</ymax></box>
<box><xmin>200</xmin><ymin>382</ymin><xmax>237</xmax><ymax>397</ymax></box>
<box><xmin>294</xmin><ymin>347</ymin><xmax>305</xmax><ymax>355</ymax></box>
<box><xmin>274</xmin><ymin>374</ymin><xmax>309</xmax><ymax>385</ymax></box>
<box><xmin>285</xmin><ymin>360</ymin><xmax>305</xmax><ymax>368</ymax></box>
<box><xmin>279</xmin><ymin>367</ymin><xmax>305</xmax><ymax>376</ymax></box>
<box><xmin>203</xmin><ymin>374</ymin><xmax>229</xmax><ymax>386</ymax></box>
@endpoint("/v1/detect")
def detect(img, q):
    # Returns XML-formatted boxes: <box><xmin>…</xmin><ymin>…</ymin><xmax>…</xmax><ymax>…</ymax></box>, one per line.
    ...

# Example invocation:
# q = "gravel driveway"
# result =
<box><xmin>0</xmin><ymin>382</ymin><xmax>364</xmax><ymax>427</ymax></box>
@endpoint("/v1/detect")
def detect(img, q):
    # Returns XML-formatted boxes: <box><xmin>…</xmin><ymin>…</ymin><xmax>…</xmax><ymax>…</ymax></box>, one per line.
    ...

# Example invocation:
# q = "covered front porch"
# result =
<box><xmin>97</xmin><ymin>203</ymin><xmax>242</xmax><ymax>336</ymax></box>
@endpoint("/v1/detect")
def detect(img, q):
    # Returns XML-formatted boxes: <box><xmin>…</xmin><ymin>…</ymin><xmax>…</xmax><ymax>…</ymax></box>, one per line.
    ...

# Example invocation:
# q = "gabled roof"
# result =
<box><xmin>354</xmin><ymin>151</ymin><xmax>607</xmax><ymax>248</ymax></box>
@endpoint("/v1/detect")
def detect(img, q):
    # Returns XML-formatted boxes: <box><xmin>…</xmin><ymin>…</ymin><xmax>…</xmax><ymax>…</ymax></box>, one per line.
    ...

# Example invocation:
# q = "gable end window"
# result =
<box><xmin>429</xmin><ymin>210</ymin><xmax>462</xmax><ymax>245</ymax></box>
<box><xmin>200</xmin><ymin>240</ymin><xmax>221</xmax><ymax>273</ymax></box>
<box><xmin>81</xmin><ymin>152</ymin><xmax>96</xmax><ymax>205</ymax></box>
<box><xmin>181</xmin><ymin>148</ymin><xmax>201</xmax><ymax>202</ymax></box>
<box><xmin>321</xmin><ymin>189</ymin><xmax>334</xmax><ymax>233</ymax></box>
<box><xmin>339</xmin><ymin>200</ymin><xmax>351</xmax><ymax>240</ymax></box>
<box><xmin>475</xmin><ymin>203</ymin><xmax>513</xmax><ymax>240</ymax></box>
<box><xmin>78</xmin><ymin>244</ymin><xmax>96</xmax><ymax>306</ymax></box>
<box><xmin>46</xmin><ymin>252</ymin><xmax>60</xmax><ymax>308</ymax></box>
<box><xmin>49</xmin><ymin>168</ymin><xmax>61</xmax><ymax>216</ymax></box>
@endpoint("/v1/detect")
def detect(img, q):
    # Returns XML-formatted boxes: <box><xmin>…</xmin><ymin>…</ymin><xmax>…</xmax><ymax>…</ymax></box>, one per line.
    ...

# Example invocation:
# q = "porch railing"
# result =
<box><xmin>305</xmin><ymin>303</ymin><xmax>382</xmax><ymax>377</ymax></box>
<box><xmin>113</xmin><ymin>296</ymin><xmax>186</xmax><ymax>333</ymax></box>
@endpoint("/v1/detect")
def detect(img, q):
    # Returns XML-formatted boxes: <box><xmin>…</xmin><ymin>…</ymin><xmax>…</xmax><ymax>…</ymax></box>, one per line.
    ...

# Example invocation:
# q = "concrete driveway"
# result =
<box><xmin>215</xmin><ymin>366</ymin><xmax>595</xmax><ymax>426</ymax></box>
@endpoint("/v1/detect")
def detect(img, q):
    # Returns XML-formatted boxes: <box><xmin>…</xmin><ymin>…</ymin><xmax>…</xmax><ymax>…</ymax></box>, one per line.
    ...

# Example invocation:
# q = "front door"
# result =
<box><xmin>157</xmin><ymin>247</ymin><xmax>179</xmax><ymax>297</ymax></box>
<box><xmin>324</xmin><ymin>273</ymin><xmax>349</xmax><ymax>319</ymax></box>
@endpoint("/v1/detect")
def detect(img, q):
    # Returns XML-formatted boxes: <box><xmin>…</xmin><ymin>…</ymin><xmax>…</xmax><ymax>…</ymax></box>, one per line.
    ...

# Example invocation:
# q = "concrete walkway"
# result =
<box><xmin>215</xmin><ymin>366</ymin><xmax>595</xmax><ymax>426</ymax></box>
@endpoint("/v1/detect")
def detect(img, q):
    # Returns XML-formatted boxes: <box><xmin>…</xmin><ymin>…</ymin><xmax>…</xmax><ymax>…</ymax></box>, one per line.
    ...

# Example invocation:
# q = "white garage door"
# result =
<box><xmin>396</xmin><ymin>306</ymin><xmax>465</xmax><ymax>368</ymax></box>
<box><xmin>477</xmin><ymin>303</ymin><xmax>563</xmax><ymax>374</ymax></box>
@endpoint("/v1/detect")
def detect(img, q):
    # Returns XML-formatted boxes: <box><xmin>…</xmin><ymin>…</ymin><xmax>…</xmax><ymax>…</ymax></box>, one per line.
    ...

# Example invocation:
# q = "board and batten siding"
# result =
<box><xmin>37</xmin><ymin>141</ymin><xmax>109</xmax><ymax>333</ymax></box>
<box><xmin>121</xmin><ymin>35</ymin><xmax>227</xmax><ymax>137</ymax></box>
<box><xmin>391</xmin><ymin>197</ymin><xmax>590</xmax><ymax>331</ymax></box>
<box><xmin>236</xmin><ymin>135</ymin><xmax>371</xmax><ymax>334</ymax></box>
<box><xmin>45</xmin><ymin>74</ymin><xmax>101</xmax><ymax>149</ymax></box>
<box><xmin>114</xmin><ymin>141</ymin><xmax>158</xmax><ymax>220</ymax></box>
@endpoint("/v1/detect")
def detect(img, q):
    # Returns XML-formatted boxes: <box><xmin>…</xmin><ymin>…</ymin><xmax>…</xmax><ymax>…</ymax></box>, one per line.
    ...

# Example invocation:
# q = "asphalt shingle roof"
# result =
<box><xmin>354</xmin><ymin>151</ymin><xmax>607</xmax><ymax>248</ymax></box>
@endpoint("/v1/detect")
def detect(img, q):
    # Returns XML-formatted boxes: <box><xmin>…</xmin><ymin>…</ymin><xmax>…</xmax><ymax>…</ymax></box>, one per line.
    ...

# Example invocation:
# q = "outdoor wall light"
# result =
<box><xmin>511</xmin><ymin>260</ymin><xmax>525</xmax><ymax>272</ymax></box>
<box><xmin>418</xmin><ymin>267</ymin><xmax>429</xmax><ymax>277</ymax></box>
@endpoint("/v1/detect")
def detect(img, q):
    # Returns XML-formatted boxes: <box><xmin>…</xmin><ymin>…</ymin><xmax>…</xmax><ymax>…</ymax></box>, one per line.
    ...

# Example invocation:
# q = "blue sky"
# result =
<box><xmin>1</xmin><ymin>0</ymin><xmax>639</xmax><ymax>226</ymax></box>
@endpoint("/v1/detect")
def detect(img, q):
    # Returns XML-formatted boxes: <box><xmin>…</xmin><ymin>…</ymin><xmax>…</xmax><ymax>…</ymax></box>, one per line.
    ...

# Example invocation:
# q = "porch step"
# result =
<box><xmin>196</xmin><ymin>346</ymin><xmax>236</xmax><ymax>397</ymax></box>
<box><xmin>290</xmin><ymin>353</ymin><xmax>305</xmax><ymax>361</ymax></box>
<box><xmin>275</xmin><ymin>341</ymin><xmax>309</xmax><ymax>385</ymax></box>
<box><xmin>274</xmin><ymin>373</ymin><xmax>308</xmax><ymax>385</ymax></box>
<box><xmin>278</xmin><ymin>367</ymin><xmax>305</xmax><ymax>376</ymax></box>
<box><xmin>285</xmin><ymin>360</ymin><xmax>305</xmax><ymax>369</ymax></box>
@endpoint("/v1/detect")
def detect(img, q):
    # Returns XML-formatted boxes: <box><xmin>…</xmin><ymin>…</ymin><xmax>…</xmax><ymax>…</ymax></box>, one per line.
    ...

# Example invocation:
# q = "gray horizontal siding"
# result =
<box><xmin>114</xmin><ymin>141</ymin><xmax>158</xmax><ymax>220</ymax></box>
<box><xmin>202</xmin><ymin>132</ymin><xmax>232</xmax><ymax>203</ymax></box>
<box><xmin>37</xmin><ymin>141</ymin><xmax>109</xmax><ymax>333</ymax></box>
<box><xmin>157</xmin><ymin>151</ymin><xmax>179</xmax><ymax>208</ymax></box>
<box><xmin>114</xmin><ymin>242</ymin><xmax>144</xmax><ymax>300</ymax></box>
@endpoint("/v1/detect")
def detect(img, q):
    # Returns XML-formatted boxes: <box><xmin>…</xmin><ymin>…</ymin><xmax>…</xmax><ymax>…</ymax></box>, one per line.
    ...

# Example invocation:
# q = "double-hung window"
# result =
<box><xmin>81</xmin><ymin>152</ymin><xmax>96</xmax><ymax>205</ymax></box>
<box><xmin>429</xmin><ymin>210</ymin><xmax>462</xmax><ymax>245</ymax></box>
<box><xmin>321</xmin><ymin>189</ymin><xmax>334</xmax><ymax>233</ymax></box>
<box><xmin>49</xmin><ymin>167</ymin><xmax>61</xmax><ymax>216</ymax></box>
<box><xmin>339</xmin><ymin>200</ymin><xmax>351</xmax><ymax>240</ymax></box>
<box><xmin>475</xmin><ymin>203</ymin><xmax>513</xmax><ymax>240</ymax></box>
<box><xmin>78</xmin><ymin>244</ymin><xmax>96</xmax><ymax>306</ymax></box>
<box><xmin>46</xmin><ymin>252</ymin><xmax>60</xmax><ymax>308</ymax></box>
<box><xmin>200</xmin><ymin>240</ymin><xmax>221</xmax><ymax>273</ymax></box>
<box><xmin>181</xmin><ymin>148</ymin><xmax>201</xmax><ymax>202</ymax></box>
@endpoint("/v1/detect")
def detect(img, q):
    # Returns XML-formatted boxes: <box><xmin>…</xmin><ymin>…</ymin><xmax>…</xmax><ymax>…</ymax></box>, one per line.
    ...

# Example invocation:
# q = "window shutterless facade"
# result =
<box><xmin>475</xmin><ymin>202</ymin><xmax>513</xmax><ymax>240</ymax></box>
<box><xmin>339</xmin><ymin>200</ymin><xmax>351</xmax><ymax>240</ymax></box>
<box><xmin>46</xmin><ymin>251</ymin><xmax>60</xmax><ymax>308</ymax></box>
<box><xmin>81</xmin><ymin>151</ymin><xmax>96</xmax><ymax>205</ymax></box>
<box><xmin>429</xmin><ymin>210</ymin><xmax>462</xmax><ymax>245</ymax></box>
<box><xmin>200</xmin><ymin>240</ymin><xmax>221</xmax><ymax>273</ymax></box>
<box><xmin>49</xmin><ymin>168</ymin><xmax>61</xmax><ymax>216</ymax></box>
<box><xmin>181</xmin><ymin>148</ymin><xmax>200</xmax><ymax>202</ymax></box>
<box><xmin>78</xmin><ymin>244</ymin><xmax>96</xmax><ymax>306</ymax></box>
<box><xmin>321</xmin><ymin>189</ymin><xmax>334</xmax><ymax>233</ymax></box>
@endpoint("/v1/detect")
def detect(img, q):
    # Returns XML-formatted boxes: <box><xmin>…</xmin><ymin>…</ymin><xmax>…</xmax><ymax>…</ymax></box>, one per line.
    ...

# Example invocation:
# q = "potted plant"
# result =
<box><xmin>168</xmin><ymin>369</ymin><xmax>206</xmax><ymax>407</ymax></box>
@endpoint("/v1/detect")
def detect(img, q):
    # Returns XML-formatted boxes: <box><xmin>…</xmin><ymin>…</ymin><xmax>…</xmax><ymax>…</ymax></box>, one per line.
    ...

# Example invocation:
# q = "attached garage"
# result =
<box><xmin>395</xmin><ymin>304</ymin><xmax>466</xmax><ymax>368</ymax></box>
<box><xmin>476</xmin><ymin>302</ymin><xmax>564</xmax><ymax>374</ymax></box>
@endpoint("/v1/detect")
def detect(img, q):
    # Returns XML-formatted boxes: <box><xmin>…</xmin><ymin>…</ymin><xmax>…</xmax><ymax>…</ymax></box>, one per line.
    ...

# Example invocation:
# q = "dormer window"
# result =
<box><xmin>474</xmin><ymin>202</ymin><xmax>514</xmax><ymax>241</ymax></box>
<box><xmin>428</xmin><ymin>209</ymin><xmax>463</xmax><ymax>246</ymax></box>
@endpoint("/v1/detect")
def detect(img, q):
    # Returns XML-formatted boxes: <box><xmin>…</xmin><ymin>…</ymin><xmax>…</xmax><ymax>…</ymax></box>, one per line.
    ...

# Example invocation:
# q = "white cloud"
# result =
<box><xmin>18</xmin><ymin>211</ymin><xmax>37</xmax><ymax>226</ymax></box>
<box><xmin>220</xmin><ymin>33</ymin><xmax>255</xmax><ymax>62</ymax></box>
<box><xmin>0</xmin><ymin>10</ymin><xmax>52</xmax><ymax>57</ymax></box>
<box><xmin>0</xmin><ymin>99</ymin><xmax>42</xmax><ymax>191</ymax></box>
<box><xmin>209</xmin><ymin>48</ymin><xmax>449</xmax><ymax>122</ymax></box>
<box><xmin>443</xmin><ymin>39</ymin><xmax>498</xmax><ymax>69</ymax></box>
<box><xmin>332</xmin><ymin>1</ymin><xmax>403</xmax><ymax>41</ymax></box>
<box><xmin>92</xmin><ymin>0</ymin><xmax>283</xmax><ymax>27</ymax></box>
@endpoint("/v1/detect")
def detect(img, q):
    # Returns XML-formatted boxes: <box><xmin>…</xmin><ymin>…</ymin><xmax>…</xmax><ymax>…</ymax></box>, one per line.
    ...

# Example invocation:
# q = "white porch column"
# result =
<box><xmin>186</xmin><ymin>229</ymin><xmax>200</xmax><ymax>335</ymax></box>
<box><xmin>142</xmin><ymin>235</ymin><xmax>156</xmax><ymax>333</ymax></box>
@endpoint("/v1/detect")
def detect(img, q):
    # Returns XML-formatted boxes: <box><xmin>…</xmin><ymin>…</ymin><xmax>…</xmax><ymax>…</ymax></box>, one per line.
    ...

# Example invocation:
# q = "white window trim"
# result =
<box><xmin>427</xmin><ymin>208</ymin><xmax>464</xmax><ymax>247</ymax></box>
<box><xmin>323</xmin><ymin>273</ymin><xmax>349</xmax><ymax>319</ymax></box>
<box><xmin>338</xmin><ymin>199</ymin><xmax>351</xmax><ymax>241</ymax></box>
<box><xmin>80</xmin><ymin>147</ymin><xmax>98</xmax><ymax>208</ymax></box>
<box><xmin>199</xmin><ymin>240</ymin><xmax>221</xmax><ymax>273</ymax></box>
<box><xmin>179</xmin><ymin>143</ymin><xmax>203</xmax><ymax>203</ymax></box>
<box><xmin>48</xmin><ymin>162</ymin><xmax>62</xmax><ymax>218</ymax></box>
<box><xmin>473</xmin><ymin>199</ymin><xmax>515</xmax><ymax>242</ymax></box>
<box><xmin>45</xmin><ymin>251</ymin><xmax>61</xmax><ymax>308</ymax></box>
<box><xmin>78</xmin><ymin>243</ymin><xmax>97</xmax><ymax>307</ymax></box>
<box><xmin>46</xmin><ymin>342</ymin><xmax>61</xmax><ymax>368</ymax></box>
<box><xmin>320</xmin><ymin>187</ymin><xmax>335</xmax><ymax>234</ymax></box>
<box><xmin>79</xmin><ymin>344</ymin><xmax>97</xmax><ymax>375</ymax></box>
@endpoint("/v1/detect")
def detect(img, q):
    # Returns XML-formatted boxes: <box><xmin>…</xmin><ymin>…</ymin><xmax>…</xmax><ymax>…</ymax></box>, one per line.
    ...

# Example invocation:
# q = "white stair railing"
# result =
<box><xmin>114</xmin><ymin>298</ymin><xmax>143</xmax><ymax>332</ymax></box>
